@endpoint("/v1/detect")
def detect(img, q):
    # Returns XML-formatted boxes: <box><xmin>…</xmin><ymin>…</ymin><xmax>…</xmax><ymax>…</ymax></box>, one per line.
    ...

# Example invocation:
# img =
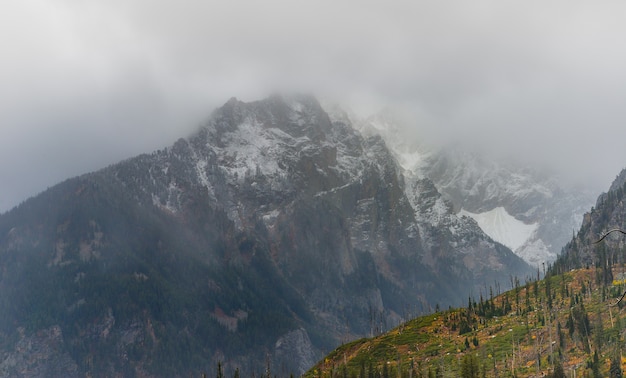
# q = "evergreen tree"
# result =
<box><xmin>574</xmin><ymin>306</ymin><xmax>587</xmax><ymax>334</ymax></box>
<box><xmin>591</xmin><ymin>350</ymin><xmax>601</xmax><ymax>378</ymax></box>
<box><xmin>264</xmin><ymin>357</ymin><xmax>271</xmax><ymax>378</ymax></box>
<box><xmin>566</xmin><ymin>312</ymin><xmax>575</xmax><ymax>336</ymax></box>
<box><xmin>594</xmin><ymin>310</ymin><xmax>605</xmax><ymax>351</ymax></box>
<box><xmin>435</xmin><ymin>365</ymin><xmax>443</xmax><ymax>378</ymax></box>
<box><xmin>610</xmin><ymin>354</ymin><xmax>623</xmax><ymax>378</ymax></box>
<box><xmin>216</xmin><ymin>361</ymin><xmax>224</xmax><ymax>378</ymax></box>
<box><xmin>557</xmin><ymin>321</ymin><xmax>565</xmax><ymax>349</ymax></box>
<box><xmin>460</xmin><ymin>354</ymin><xmax>479</xmax><ymax>378</ymax></box>
<box><xmin>551</xmin><ymin>360</ymin><xmax>566</xmax><ymax>378</ymax></box>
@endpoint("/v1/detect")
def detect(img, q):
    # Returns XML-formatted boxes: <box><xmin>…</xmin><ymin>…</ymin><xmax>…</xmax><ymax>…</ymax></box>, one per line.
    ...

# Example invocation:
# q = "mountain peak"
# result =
<box><xmin>608</xmin><ymin>167</ymin><xmax>626</xmax><ymax>193</ymax></box>
<box><xmin>0</xmin><ymin>93</ymin><xmax>532</xmax><ymax>376</ymax></box>
<box><xmin>207</xmin><ymin>94</ymin><xmax>332</xmax><ymax>142</ymax></box>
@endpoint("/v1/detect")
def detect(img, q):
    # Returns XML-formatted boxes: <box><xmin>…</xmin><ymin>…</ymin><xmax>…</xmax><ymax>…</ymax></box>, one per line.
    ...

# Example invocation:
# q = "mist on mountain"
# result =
<box><xmin>3</xmin><ymin>1</ymin><xmax>626</xmax><ymax>212</ymax></box>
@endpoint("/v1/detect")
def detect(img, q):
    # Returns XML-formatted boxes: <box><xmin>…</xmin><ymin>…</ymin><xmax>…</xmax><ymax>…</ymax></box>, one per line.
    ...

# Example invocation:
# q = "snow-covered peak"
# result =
<box><xmin>350</xmin><ymin>106</ymin><xmax>594</xmax><ymax>266</ymax></box>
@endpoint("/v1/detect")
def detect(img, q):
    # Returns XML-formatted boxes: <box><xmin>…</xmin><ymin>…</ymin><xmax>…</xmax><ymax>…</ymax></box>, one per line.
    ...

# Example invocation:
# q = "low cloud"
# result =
<box><xmin>2</xmin><ymin>0</ymin><xmax>626</xmax><ymax>211</ymax></box>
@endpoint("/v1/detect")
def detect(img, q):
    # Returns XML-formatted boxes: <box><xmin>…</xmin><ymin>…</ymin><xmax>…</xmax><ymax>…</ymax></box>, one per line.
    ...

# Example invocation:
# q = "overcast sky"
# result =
<box><xmin>2</xmin><ymin>0</ymin><xmax>626</xmax><ymax>212</ymax></box>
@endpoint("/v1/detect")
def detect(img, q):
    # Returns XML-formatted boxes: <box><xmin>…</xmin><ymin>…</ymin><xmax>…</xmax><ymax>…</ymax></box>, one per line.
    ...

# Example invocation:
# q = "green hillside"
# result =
<box><xmin>306</xmin><ymin>266</ymin><xmax>626</xmax><ymax>377</ymax></box>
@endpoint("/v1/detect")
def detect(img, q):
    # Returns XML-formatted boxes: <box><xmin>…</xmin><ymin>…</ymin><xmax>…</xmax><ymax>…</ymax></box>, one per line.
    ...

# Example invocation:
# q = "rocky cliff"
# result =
<box><xmin>0</xmin><ymin>95</ymin><xmax>531</xmax><ymax>376</ymax></box>
<box><xmin>555</xmin><ymin>167</ymin><xmax>626</xmax><ymax>273</ymax></box>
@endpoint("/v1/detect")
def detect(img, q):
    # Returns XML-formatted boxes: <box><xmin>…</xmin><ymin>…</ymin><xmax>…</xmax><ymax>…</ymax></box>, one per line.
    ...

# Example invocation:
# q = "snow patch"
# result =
<box><xmin>213</xmin><ymin>119</ymin><xmax>283</xmax><ymax>180</ymax></box>
<box><xmin>516</xmin><ymin>236</ymin><xmax>555</xmax><ymax>267</ymax></box>
<box><xmin>152</xmin><ymin>182</ymin><xmax>182</xmax><ymax>214</ymax></box>
<box><xmin>194</xmin><ymin>158</ymin><xmax>215</xmax><ymax>199</ymax></box>
<box><xmin>459</xmin><ymin>207</ymin><xmax>537</xmax><ymax>252</ymax></box>
<box><xmin>262</xmin><ymin>209</ymin><xmax>280</xmax><ymax>223</ymax></box>
<box><xmin>430</xmin><ymin>198</ymin><xmax>450</xmax><ymax>225</ymax></box>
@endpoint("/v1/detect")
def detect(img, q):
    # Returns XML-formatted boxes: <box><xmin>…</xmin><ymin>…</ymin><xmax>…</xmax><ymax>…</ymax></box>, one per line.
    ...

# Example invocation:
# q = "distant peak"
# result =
<box><xmin>608</xmin><ymin>167</ymin><xmax>626</xmax><ymax>193</ymax></box>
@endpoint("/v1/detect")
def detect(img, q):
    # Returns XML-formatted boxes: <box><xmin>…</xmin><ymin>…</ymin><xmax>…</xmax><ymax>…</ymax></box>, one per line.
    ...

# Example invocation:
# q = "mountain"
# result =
<box><xmin>308</xmin><ymin>164</ymin><xmax>626</xmax><ymax>377</ymax></box>
<box><xmin>0</xmin><ymin>95</ymin><xmax>531</xmax><ymax>376</ymax></box>
<box><xmin>554</xmin><ymin>167</ymin><xmax>626</xmax><ymax>273</ymax></box>
<box><xmin>352</xmin><ymin>111</ymin><xmax>595</xmax><ymax>268</ymax></box>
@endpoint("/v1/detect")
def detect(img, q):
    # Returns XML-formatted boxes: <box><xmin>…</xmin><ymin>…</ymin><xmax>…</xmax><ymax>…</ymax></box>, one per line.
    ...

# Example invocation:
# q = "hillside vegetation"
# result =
<box><xmin>306</xmin><ymin>266</ymin><xmax>626</xmax><ymax>377</ymax></box>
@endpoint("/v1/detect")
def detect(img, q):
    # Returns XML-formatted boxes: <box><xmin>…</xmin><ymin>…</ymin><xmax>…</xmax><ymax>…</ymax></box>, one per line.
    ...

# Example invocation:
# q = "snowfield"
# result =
<box><xmin>459</xmin><ymin>207</ymin><xmax>538</xmax><ymax>252</ymax></box>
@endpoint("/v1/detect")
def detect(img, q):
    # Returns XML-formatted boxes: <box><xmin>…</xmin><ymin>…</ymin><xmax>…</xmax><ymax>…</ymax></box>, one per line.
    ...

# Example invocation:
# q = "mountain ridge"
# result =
<box><xmin>554</xmin><ymin>167</ymin><xmax>626</xmax><ymax>273</ymax></box>
<box><xmin>0</xmin><ymin>94</ymin><xmax>530</xmax><ymax>376</ymax></box>
<box><xmin>345</xmin><ymin>109</ymin><xmax>596</xmax><ymax>267</ymax></box>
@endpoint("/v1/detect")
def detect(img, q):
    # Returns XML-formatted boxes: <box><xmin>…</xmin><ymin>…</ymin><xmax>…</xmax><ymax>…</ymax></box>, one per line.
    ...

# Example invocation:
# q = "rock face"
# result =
<box><xmin>421</xmin><ymin>148</ymin><xmax>595</xmax><ymax>266</ymax></box>
<box><xmin>350</xmin><ymin>112</ymin><xmax>594</xmax><ymax>268</ymax></box>
<box><xmin>274</xmin><ymin>328</ymin><xmax>317</xmax><ymax>376</ymax></box>
<box><xmin>556</xmin><ymin>167</ymin><xmax>626</xmax><ymax>272</ymax></box>
<box><xmin>0</xmin><ymin>95</ymin><xmax>530</xmax><ymax>376</ymax></box>
<box><xmin>0</xmin><ymin>326</ymin><xmax>79</xmax><ymax>378</ymax></box>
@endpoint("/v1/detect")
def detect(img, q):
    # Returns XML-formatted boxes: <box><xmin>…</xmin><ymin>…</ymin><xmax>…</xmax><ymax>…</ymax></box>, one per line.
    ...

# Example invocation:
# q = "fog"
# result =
<box><xmin>2</xmin><ymin>0</ymin><xmax>626</xmax><ymax>212</ymax></box>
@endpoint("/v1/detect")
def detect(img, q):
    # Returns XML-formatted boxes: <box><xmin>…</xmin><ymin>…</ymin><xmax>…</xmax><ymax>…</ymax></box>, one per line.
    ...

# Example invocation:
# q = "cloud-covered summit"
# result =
<box><xmin>2</xmin><ymin>0</ymin><xmax>626</xmax><ymax>211</ymax></box>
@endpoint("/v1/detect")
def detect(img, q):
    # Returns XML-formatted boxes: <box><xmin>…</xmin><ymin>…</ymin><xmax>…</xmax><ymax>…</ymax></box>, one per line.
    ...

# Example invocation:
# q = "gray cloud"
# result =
<box><xmin>2</xmin><ymin>0</ymin><xmax>626</xmax><ymax>211</ymax></box>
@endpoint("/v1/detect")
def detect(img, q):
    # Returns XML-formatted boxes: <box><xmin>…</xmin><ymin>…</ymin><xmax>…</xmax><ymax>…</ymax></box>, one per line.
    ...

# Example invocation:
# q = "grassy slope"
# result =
<box><xmin>306</xmin><ymin>267</ymin><xmax>626</xmax><ymax>377</ymax></box>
